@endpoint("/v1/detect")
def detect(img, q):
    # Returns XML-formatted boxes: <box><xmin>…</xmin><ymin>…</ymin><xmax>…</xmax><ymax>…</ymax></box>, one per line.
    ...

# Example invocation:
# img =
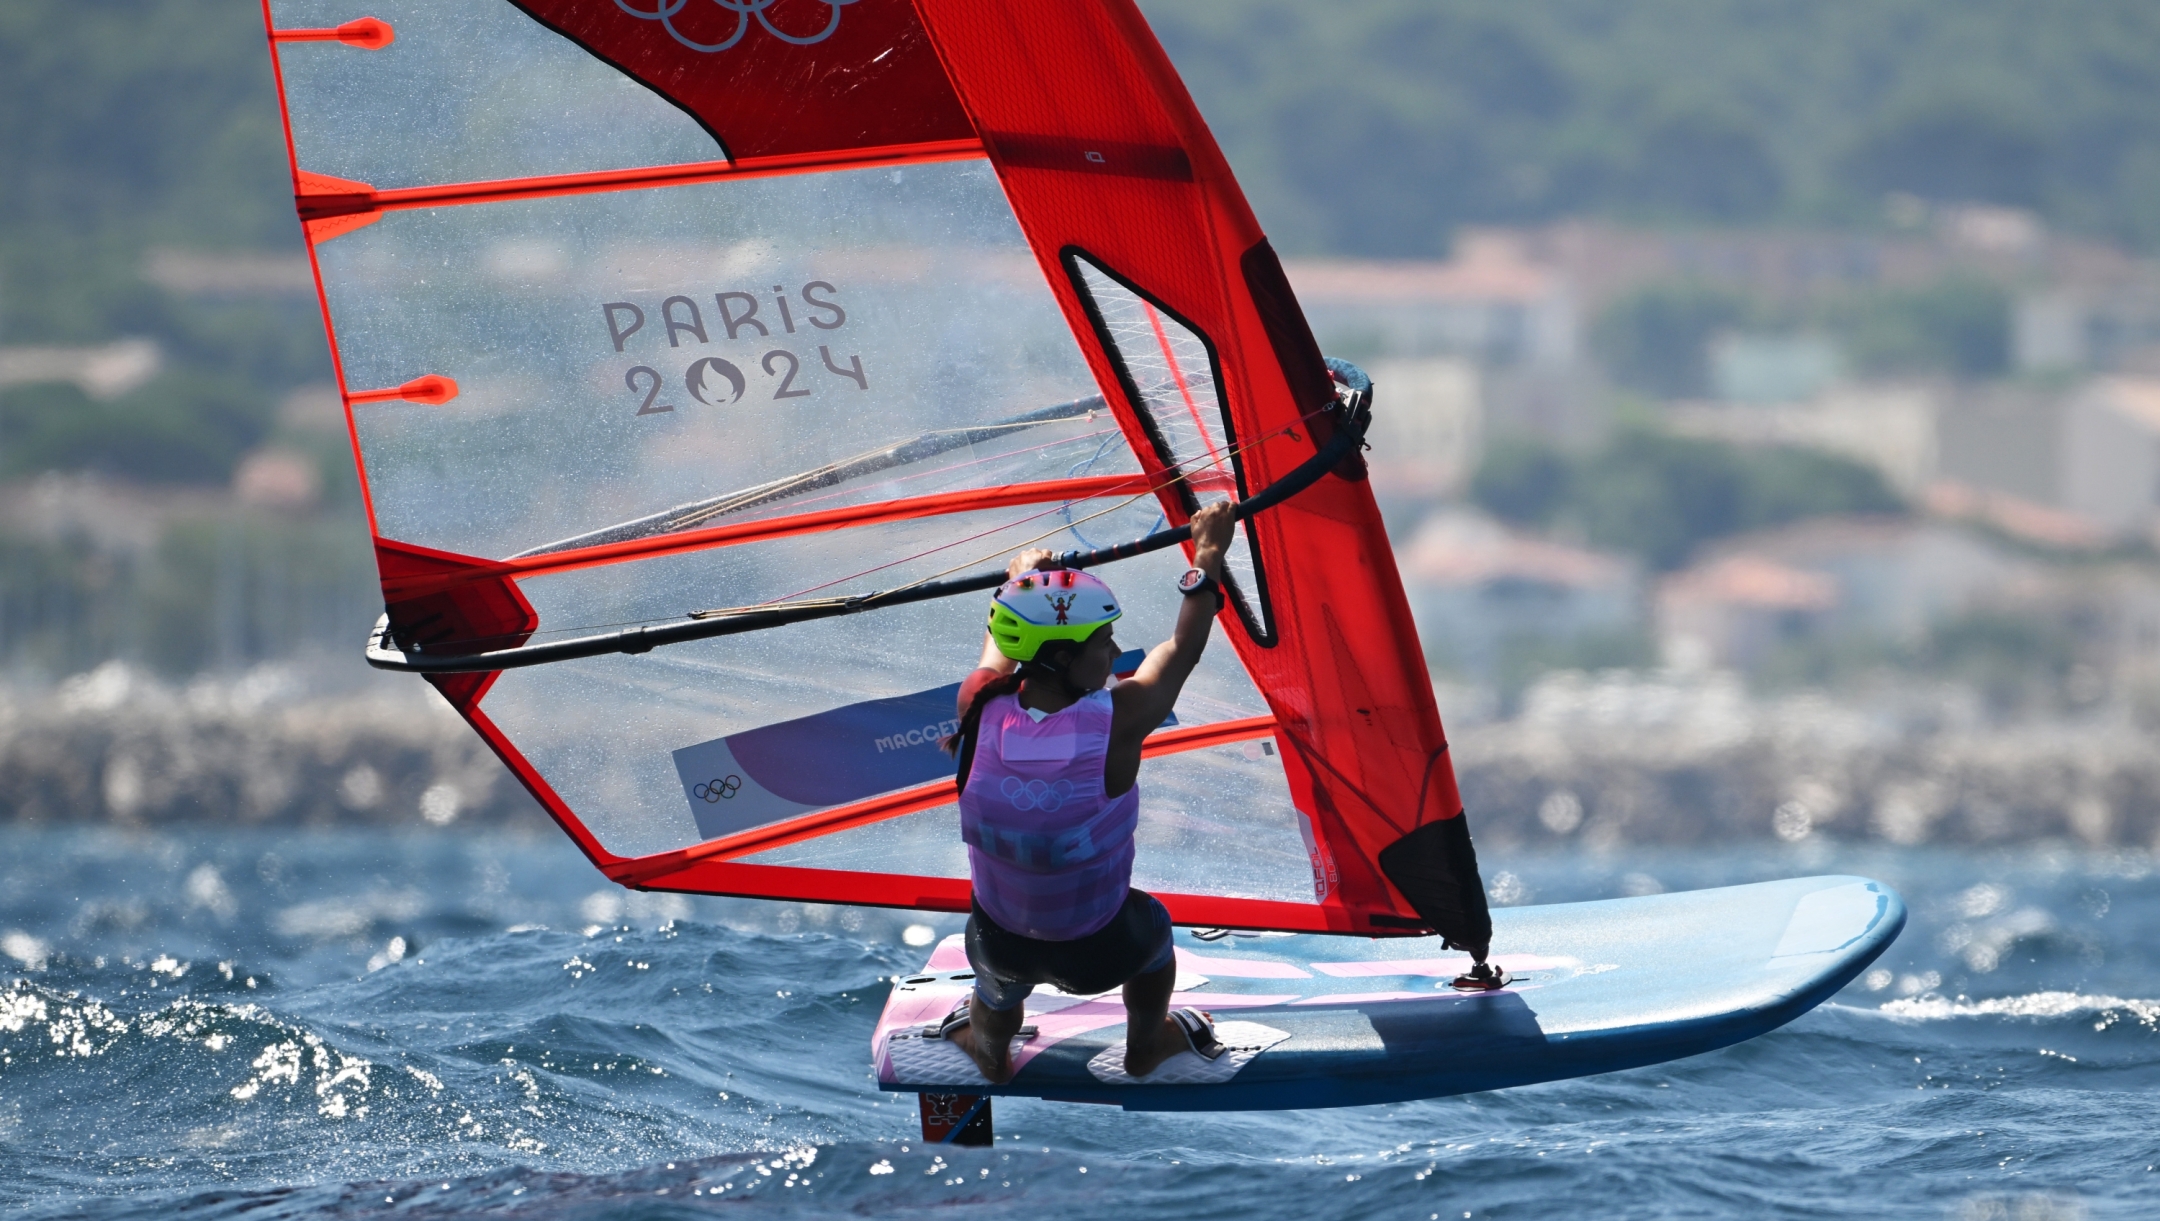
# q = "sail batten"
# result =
<box><xmin>297</xmin><ymin>139</ymin><xmax>990</xmax><ymax>230</ymax></box>
<box><xmin>508</xmin><ymin>392</ymin><xmax>1116</xmax><ymax>560</ymax></box>
<box><xmin>473</xmin><ymin>475</ymin><xmax>1152</xmax><ymax>590</ymax></box>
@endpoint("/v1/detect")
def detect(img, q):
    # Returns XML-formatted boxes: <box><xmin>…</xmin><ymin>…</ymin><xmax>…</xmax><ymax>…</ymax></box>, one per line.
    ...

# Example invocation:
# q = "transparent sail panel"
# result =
<box><xmin>480</xmin><ymin>535</ymin><xmax>1270</xmax><ymax>858</ymax></box>
<box><xmin>739</xmin><ymin>751</ymin><xmax>1310</xmax><ymax>904</ymax></box>
<box><xmin>270</xmin><ymin>0</ymin><xmax>720</xmax><ymax>189</ymax></box>
<box><xmin>1067</xmin><ymin>255</ymin><xmax>1274</xmax><ymax>641</ymax></box>
<box><xmin>314</xmin><ymin>159</ymin><xmax>1106</xmax><ymax>560</ymax></box>
<box><xmin>740</xmin><ymin>804</ymin><xmax>971</xmax><ymax>880</ymax></box>
<box><xmin>510</xmin><ymin>496</ymin><xmax>1165</xmax><ymax>646</ymax></box>
<box><xmin>739</xmin><ymin>747</ymin><xmax>1319</xmax><ymax>909</ymax></box>
<box><xmin>1126</xmin><ymin>748</ymin><xmax>1313</xmax><ymax>906</ymax></box>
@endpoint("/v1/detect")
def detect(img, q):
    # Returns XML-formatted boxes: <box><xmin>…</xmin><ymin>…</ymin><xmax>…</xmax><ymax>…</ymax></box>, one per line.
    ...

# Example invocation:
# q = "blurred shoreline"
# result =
<box><xmin>5</xmin><ymin>659</ymin><xmax>2154</xmax><ymax>849</ymax></box>
<box><xmin>0</xmin><ymin>661</ymin><xmax>534</xmax><ymax>831</ymax></box>
<box><xmin>1447</xmin><ymin>669</ymin><xmax>2159</xmax><ymax>851</ymax></box>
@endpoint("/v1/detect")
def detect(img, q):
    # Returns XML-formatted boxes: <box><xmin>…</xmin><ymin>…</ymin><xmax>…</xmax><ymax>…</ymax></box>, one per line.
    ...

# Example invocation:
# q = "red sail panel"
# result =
<box><xmin>913</xmin><ymin>1</ymin><xmax>1483</xmax><ymax>940</ymax></box>
<box><xmin>508</xmin><ymin>0</ymin><xmax>974</xmax><ymax>159</ymax></box>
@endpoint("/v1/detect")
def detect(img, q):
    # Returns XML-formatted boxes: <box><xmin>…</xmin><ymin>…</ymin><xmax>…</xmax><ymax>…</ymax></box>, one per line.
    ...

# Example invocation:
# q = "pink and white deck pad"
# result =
<box><xmin>873</xmin><ymin>934</ymin><xmax>1568</xmax><ymax>1090</ymax></box>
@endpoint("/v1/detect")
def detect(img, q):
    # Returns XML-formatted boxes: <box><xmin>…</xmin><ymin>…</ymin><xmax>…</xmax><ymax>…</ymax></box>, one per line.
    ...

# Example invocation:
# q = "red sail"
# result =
<box><xmin>260</xmin><ymin>0</ymin><xmax>1487</xmax><ymax>944</ymax></box>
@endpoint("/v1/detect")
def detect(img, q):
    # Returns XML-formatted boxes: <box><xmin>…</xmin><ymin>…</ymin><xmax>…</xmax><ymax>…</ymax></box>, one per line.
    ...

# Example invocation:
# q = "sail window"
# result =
<box><xmin>1064</xmin><ymin>252</ymin><xmax>1276</xmax><ymax>644</ymax></box>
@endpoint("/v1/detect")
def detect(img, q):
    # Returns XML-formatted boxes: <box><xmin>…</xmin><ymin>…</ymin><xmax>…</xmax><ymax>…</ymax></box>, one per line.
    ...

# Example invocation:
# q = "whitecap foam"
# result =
<box><xmin>2</xmin><ymin>981</ymin><xmax>389</xmax><ymax>1118</ymax></box>
<box><xmin>1878</xmin><ymin>991</ymin><xmax>2160</xmax><ymax>1026</ymax></box>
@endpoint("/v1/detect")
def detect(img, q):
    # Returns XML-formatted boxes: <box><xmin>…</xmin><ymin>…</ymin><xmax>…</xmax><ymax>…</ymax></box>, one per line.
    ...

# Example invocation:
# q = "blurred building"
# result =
<box><xmin>141</xmin><ymin>249</ymin><xmax>314</xmax><ymax>297</ymax></box>
<box><xmin>1397</xmin><ymin>507</ymin><xmax>1639</xmax><ymax>677</ymax></box>
<box><xmin>1931</xmin><ymin>378</ymin><xmax>2160</xmax><ymax>543</ymax></box>
<box><xmin>2061</xmin><ymin>379</ymin><xmax>2160</xmax><ymax>536</ymax></box>
<box><xmin>1486</xmin><ymin>208</ymin><xmax>2129</xmax><ymax>314</ymax></box>
<box><xmin>1657</xmin><ymin>517</ymin><xmax>2025</xmax><ymax>670</ymax></box>
<box><xmin>2011</xmin><ymin>271</ymin><xmax>2160</xmax><ymax>376</ymax></box>
<box><xmin>1492</xmin><ymin>221</ymin><xmax>1903</xmax><ymax>311</ymax></box>
<box><xmin>0</xmin><ymin>339</ymin><xmax>161</xmax><ymax>400</ymax></box>
<box><xmin>0</xmin><ymin>472</ymin><xmax>224</xmax><ymax>557</ymax></box>
<box><xmin>1706</xmin><ymin>334</ymin><xmax>1846</xmax><ymax>404</ymax></box>
<box><xmin>1657</xmin><ymin>553</ymin><xmax>1838</xmax><ymax>672</ymax></box>
<box><xmin>1359</xmin><ymin>358</ymin><xmax>1480</xmax><ymax>499</ymax></box>
<box><xmin>1287</xmin><ymin>237</ymin><xmax>1612</xmax><ymax>459</ymax></box>
<box><xmin>1461</xmin><ymin>211</ymin><xmax>2160</xmax><ymax>385</ymax></box>
<box><xmin>1665</xmin><ymin>385</ymin><xmax>1939</xmax><ymax>497</ymax></box>
<box><xmin>1286</xmin><ymin>234</ymin><xmax>1578</xmax><ymax>368</ymax></box>
<box><xmin>1667</xmin><ymin>375</ymin><xmax>2160</xmax><ymax>547</ymax></box>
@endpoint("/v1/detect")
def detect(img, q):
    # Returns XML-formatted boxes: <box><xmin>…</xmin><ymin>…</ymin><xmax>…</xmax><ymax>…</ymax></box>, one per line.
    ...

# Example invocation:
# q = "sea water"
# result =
<box><xmin>1</xmin><ymin>824</ymin><xmax>2154</xmax><ymax>1219</ymax></box>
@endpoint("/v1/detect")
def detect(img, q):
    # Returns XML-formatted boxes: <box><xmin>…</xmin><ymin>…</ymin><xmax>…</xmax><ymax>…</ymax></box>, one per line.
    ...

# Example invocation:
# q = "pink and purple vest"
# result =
<box><xmin>959</xmin><ymin>689</ymin><xmax>1138</xmax><ymax>941</ymax></box>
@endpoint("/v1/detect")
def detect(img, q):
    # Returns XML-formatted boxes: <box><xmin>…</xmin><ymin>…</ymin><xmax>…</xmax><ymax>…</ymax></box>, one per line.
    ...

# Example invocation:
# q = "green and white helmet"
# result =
<box><xmin>987</xmin><ymin>569</ymin><xmax>1121</xmax><ymax>662</ymax></box>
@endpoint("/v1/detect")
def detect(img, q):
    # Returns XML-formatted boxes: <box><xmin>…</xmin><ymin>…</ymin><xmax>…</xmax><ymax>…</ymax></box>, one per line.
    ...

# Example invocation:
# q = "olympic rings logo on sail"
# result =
<box><xmin>694</xmin><ymin>775</ymin><xmax>744</xmax><ymax>802</ymax></box>
<box><xmin>614</xmin><ymin>0</ymin><xmax>860</xmax><ymax>52</ymax></box>
<box><xmin>1000</xmin><ymin>776</ymin><xmax>1073</xmax><ymax>813</ymax></box>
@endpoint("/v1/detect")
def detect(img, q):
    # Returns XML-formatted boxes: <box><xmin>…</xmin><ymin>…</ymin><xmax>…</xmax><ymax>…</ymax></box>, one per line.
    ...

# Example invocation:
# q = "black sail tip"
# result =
<box><xmin>1376</xmin><ymin>813</ymin><xmax>1493</xmax><ymax>960</ymax></box>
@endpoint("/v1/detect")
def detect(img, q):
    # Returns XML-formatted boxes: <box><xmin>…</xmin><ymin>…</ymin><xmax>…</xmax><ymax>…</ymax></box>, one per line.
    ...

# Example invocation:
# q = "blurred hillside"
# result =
<box><xmin>0</xmin><ymin>2</ymin><xmax>364</xmax><ymax>676</ymax></box>
<box><xmin>1144</xmin><ymin>0</ymin><xmax>2160</xmax><ymax>258</ymax></box>
<box><xmin>4</xmin><ymin>1</ymin><xmax>2160</xmax><ymax>841</ymax></box>
<box><xmin>0</xmin><ymin>1</ymin><xmax>299</xmax><ymax>346</ymax></box>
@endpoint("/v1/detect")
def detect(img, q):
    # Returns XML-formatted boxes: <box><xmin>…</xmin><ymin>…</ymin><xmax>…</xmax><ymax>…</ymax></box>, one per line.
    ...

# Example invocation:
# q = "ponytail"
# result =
<box><xmin>943</xmin><ymin>643</ymin><xmax>1082</xmax><ymax>792</ymax></box>
<box><xmin>944</xmin><ymin>670</ymin><xmax>1021</xmax><ymax>794</ymax></box>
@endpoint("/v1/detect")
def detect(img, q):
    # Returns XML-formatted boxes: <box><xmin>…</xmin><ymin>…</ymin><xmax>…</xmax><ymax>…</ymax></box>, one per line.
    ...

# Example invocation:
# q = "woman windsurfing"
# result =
<box><xmin>939</xmin><ymin>500</ymin><xmax>1239</xmax><ymax>1083</ymax></box>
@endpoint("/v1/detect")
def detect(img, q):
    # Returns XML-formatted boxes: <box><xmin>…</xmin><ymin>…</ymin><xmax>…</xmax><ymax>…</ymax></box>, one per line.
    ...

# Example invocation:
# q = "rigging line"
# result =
<box><xmin>510</xmin><ymin>473</ymin><xmax>1155</xmax><ymax>640</ymax></box>
<box><xmin>847</xmin><ymin>407</ymin><xmax>1324</xmax><ymax>606</ymax></box>
<box><xmin>1062</xmin><ymin>432</ymin><xmax>1130</xmax><ymax>550</ymax></box>
<box><xmin>363</xmin><ymin>371</ymin><xmax>1369</xmax><ymax>674</ymax></box>
<box><xmin>754</xmin><ymin>478</ymin><xmax>1158</xmax><ymax>607</ymax></box>
<box><xmin>1409</xmin><ymin>742</ymin><xmax>1455</xmax><ymax>831</ymax></box>
<box><xmin>1269</xmin><ymin>717</ymin><xmax>1415</xmax><ymax>840</ymax></box>
<box><xmin>715</xmin><ymin>422</ymin><xmax>1126</xmax><ymax>526</ymax></box>
<box><xmin>508</xmin><ymin>393</ymin><xmax>1108</xmax><ymax>560</ymax></box>
<box><xmin>501</xmin><ymin>467</ymin><xmax>1168</xmax><ymax>644</ymax></box>
<box><xmin>713</xmin><ymin>397</ymin><xmax>1305</xmax><ymax>612</ymax></box>
<box><xmin>707</xmin><ymin>403</ymin><xmax>1320</xmax><ymax>618</ymax></box>
<box><xmin>659</xmin><ymin>416</ymin><xmax>1106</xmax><ymax>535</ymax></box>
<box><xmin>498</xmin><ymin>436</ymin><xmax>1138</xmax><ymax>643</ymax></box>
<box><xmin>532</xmin><ymin>416</ymin><xmax>1101</xmax><ymax>559</ymax></box>
<box><xmin>1141</xmin><ymin>300</ymin><xmax>1230</xmax><ymax>475</ymax></box>
<box><xmin>413</xmin><ymin>401</ymin><xmax>1318</xmax><ymax>650</ymax></box>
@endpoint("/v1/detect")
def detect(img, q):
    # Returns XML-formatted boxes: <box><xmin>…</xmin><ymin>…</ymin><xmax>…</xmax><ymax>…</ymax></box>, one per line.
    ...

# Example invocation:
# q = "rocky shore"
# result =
<box><xmin>0</xmin><ymin>662</ymin><xmax>531</xmax><ymax>830</ymax></box>
<box><xmin>1452</xmin><ymin>671</ymin><xmax>2160</xmax><ymax>851</ymax></box>
<box><xmin>5</xmin><ymin>662</ymin><xmax>2157</xmax><ymax>849</ymax></box>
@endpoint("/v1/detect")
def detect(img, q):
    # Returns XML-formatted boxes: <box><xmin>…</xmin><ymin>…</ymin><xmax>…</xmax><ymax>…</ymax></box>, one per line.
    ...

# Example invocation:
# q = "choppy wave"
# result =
<box><xmin>5</xmin><ymin>829</ymin><xmax>2160</xmax><ymax>1219</ymax></box>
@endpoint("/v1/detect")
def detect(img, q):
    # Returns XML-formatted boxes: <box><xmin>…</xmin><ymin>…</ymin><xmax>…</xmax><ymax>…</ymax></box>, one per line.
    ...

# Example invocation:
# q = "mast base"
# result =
<box><xmin>1450</xmin><ymin>962</ymin><xmax>1510</xmax><ymax>992</ymax></box>
<box><xmin>919</xmin><ymin>1093</ymin><xmax>993</xmax><ymax>1146</ymax></box>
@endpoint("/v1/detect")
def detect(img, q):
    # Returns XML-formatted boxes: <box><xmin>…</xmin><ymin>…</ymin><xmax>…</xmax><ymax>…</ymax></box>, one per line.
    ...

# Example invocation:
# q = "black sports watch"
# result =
<box><xmin>1176</xmin><ymin>566</ymin><xmax>1224</xmax><ymax>607</ymax></box>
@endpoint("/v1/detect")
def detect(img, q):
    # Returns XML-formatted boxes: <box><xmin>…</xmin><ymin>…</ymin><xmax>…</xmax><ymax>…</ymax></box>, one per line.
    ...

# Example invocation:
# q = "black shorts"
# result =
<box><xmin>964</xmin><ymin>889</ymin><xmax>1176</xmax><ymax>1010</ymax></box>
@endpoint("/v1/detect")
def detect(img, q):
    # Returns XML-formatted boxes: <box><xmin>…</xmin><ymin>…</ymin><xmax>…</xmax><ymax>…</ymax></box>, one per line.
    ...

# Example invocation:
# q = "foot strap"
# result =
<box><xmin>1169</xmin><ymin>1007</ymin><xmax>1226</xmax><ymax>1061</ymax></box>
<box><xmin>923</xmin><ymin>1000</ymin><xmax>1035</xmax><ymax>1040</ymax></box>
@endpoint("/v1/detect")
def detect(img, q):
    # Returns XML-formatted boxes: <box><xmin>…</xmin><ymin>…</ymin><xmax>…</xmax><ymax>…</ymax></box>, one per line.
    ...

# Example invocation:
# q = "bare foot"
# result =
<box><xmin>952</xmin><ymin>998</ymin><xmax>1018</xmax><ymax>1084</ymax></box>
<box><xmin>1122</xmin><ymin>1012</ymin><xmax>1209</xmax><ymax>1077</ymax></box>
